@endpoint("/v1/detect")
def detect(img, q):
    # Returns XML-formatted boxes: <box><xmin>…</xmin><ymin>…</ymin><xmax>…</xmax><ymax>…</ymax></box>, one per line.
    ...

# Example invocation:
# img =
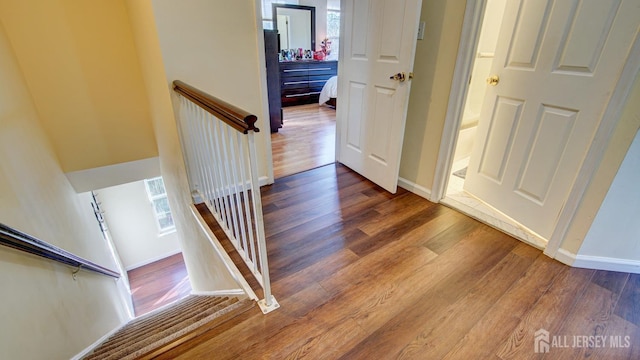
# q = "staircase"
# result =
<box><xmin>83</xmin><ymin>295</ymin><xmax>254</xmax><ymax>360</ymax></box>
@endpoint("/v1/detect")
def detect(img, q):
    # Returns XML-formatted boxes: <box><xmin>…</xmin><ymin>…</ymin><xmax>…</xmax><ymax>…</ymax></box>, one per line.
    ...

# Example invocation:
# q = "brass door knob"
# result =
<box><xmin>486</xmin><ymin>75</ymin><xmax>499</xmax><ymax>86</ymax></box>
<box><xmin>390</xmin><ymin>72</ymin><xmax>406</xmax><ymax>82</ymax></box>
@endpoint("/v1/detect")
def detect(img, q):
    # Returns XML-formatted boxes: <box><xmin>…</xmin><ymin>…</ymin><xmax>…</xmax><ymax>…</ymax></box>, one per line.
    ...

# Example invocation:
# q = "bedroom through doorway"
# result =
<box><xmin>262</xmin><ymin>0</ymin><xmax>340</xmax><ymax>179</ymax></box>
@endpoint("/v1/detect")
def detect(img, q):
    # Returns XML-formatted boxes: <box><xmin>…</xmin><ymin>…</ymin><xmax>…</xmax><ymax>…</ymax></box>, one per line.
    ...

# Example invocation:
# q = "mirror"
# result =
<box><xmin>272</xmin><ymin>4</ymin><xmax>316</xmax><ymax>52</ymax></box>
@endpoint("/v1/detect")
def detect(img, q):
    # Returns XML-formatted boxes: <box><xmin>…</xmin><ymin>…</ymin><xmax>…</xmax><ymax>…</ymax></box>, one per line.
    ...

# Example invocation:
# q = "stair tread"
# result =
<box><xmin>94</xmin><ymin>296</ymin><xmax>228</xmax><ymax>351</ymax></box>
<box><xmin>84</xmin><ymin>295</ymin><xmax>254</xmax><ymax>360</ymax></box>
<box><xmin>93</xmin><ymin>298</ymin><xmax>235</xmax><ymax>356</ymax></box>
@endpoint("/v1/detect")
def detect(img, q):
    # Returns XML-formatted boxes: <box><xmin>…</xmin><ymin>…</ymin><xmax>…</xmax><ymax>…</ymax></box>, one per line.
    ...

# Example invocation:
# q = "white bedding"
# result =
<box><xmin>319</xmin><ymin>76</ymin><xmax>338</xmax><ymax>105</ymax></box>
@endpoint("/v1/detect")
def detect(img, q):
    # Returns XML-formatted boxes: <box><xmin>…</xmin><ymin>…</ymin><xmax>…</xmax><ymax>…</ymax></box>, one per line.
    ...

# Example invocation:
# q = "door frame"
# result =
<box><xmin>431</xmin><ymin>0</ymin><xmax>640</xmax><ymax>258</ymax></box>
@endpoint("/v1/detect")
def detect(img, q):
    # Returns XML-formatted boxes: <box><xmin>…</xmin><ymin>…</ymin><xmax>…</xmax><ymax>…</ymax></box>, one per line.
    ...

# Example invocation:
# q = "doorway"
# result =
<box><xmin>262</xmin><ymin>0</ymin><xmax>423</xmax><ymax>190</ymax></box>
<box><xmin>265</xmin><ymin>0</ymin><xmax>340</xmax><ymax>179</ymax></box>
<box><xmin>435</xmin><ymin>0</ymin><xmax>640</xmax><ymax>253</ymax></box>
<box><xmin>441</xmin><ymin>0</ymin><xmax>547</xmax><ymax>249</ymax></box>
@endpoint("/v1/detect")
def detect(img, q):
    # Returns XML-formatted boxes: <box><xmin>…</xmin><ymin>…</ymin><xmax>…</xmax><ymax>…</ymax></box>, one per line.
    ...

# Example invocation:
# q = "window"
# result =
<box><xmin>326</xmin><ymin>9</ymin><xmax>340</xmax><ymax>59</ymax></box>
<box><xmin>144</xmin><ymin>177</ymin><xmax>175</xmax><ymax>233</ymax></box>
<box><xmin>327</xmin><ymin>9</ymin><xmax>340</xmax><ymax>40</ymax></box>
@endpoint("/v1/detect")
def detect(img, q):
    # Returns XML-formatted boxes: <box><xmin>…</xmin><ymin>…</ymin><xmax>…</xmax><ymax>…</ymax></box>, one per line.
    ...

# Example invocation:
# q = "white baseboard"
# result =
<box><xmin>125</xmin><ymin>249</ymin><xmax>182</xmax><ymax>271</ymax></box>
<box><xmin>259</xmin><ymin>175</ymin><xmax>272</xmax><ymax>187</ymax></box>
<box><xmin>398</xmin><ymin>177</ymin><xmax>432</xmax><ymax>200</ymax></box>
<box><xmin>190</xmin><ymin>289</ymin><xmax>246</xmax><ymax>297</ymax></box>
<box><xmin>554</xmin><ymin>248</ymin><xmax>577</xmax><ymax>266</ymax></box>
<box><xmin>556</xmin><ymin>249</ymin><xmax>640</xmax><ymax>274</ymax></box>
<box><xmin>71</xmin><ymin>319</ymin><xmax>129</xmax><ymax>360</ymax></box>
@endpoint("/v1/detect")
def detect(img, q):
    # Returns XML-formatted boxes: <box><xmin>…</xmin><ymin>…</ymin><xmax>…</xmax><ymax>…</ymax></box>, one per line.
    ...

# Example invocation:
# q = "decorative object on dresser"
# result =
<box><xmin>280</xmin><ymin>60</ymin><xmax>338</xmax><ymax>107</ymax></box>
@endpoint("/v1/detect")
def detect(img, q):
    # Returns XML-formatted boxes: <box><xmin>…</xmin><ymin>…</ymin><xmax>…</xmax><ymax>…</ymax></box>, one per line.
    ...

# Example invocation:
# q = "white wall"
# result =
<box><xmin>97</xmin><ymin>180</ymin><xmax>182</xmax><ymax>270</ymax></box>
<box><xmin>262</xmin><ymin>0</ymin><xmax>299</xmax><ymax>20</ymax></box>
<box><xmin>299</xmin><ymin>0</ymin><xmax>327</xmax><ymax>51</ymax></box>
<box><xmin>65</xmin><ymin>156</ymin><xmax>161</xmax><ymax>193</ymax></box>
<box><xmin>463</xmin><ymin>0</ymin><xmax>505</xmax><ymax>124</ymax></box>
<box><xmin>453</xmin><ymin>0</ymin><xmax>506</xmax><ymax>162</ymax></box>
<box><xmin>0</xmin><ymin>21</ymin><xmax>129</xmax><ymax>359</ymax></box>
<box><xmin>578</xmin><ymin>129</ymin><xmax>640</xmax><ymax>261</ymax></box>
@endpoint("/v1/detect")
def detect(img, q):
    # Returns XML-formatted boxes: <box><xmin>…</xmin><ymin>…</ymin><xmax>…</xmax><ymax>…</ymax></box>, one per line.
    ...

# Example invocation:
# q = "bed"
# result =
<box><xmin>319</xmin><ymin>76</ymin><xmax>338</xmax><ymax>108</ymax></box>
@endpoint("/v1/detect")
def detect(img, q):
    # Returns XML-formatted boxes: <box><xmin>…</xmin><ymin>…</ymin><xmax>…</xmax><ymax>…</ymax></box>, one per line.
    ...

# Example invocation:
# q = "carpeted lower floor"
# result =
<box><xmin>83</xmin><ymin>295</ymin><xmax>254</xmax><ymax>360</ymax></box>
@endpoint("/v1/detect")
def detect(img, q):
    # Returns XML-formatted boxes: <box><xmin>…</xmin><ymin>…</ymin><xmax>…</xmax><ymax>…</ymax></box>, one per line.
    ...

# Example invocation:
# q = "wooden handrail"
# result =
<box><xmin>173</xmin><ymin>80</ymin><xmax>259</xmax><ymax>134</ymax></box>
<box><xmin>0</xmin><ymin>223</ymin><xmax>120</xmax><ymax>278</ymax></box>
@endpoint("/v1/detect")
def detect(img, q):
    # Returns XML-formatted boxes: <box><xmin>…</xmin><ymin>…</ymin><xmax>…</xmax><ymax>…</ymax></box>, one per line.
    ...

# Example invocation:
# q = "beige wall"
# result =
<box><xmin>125</xmin><ymin>0</ymin><xmax>239</xmax><ymax>292</ymax></box>
<box><xmin>150</xmin><ymin>0</ymin><xmax>271</xmax><ymax>179</ymax></box>
<box><xmin>399</xmin><ymin>0</ymin><xmax>467</xmax><ymax>190</ymax></box>
<box><xmin>0</xmin><ymin>0</ymin><xmax>158</xmax><ymax>173</ymax></box>
<box><xmin>0</xmin><ymin>21</ymin><xmax>129</xmax><ymax>359</ymax></box>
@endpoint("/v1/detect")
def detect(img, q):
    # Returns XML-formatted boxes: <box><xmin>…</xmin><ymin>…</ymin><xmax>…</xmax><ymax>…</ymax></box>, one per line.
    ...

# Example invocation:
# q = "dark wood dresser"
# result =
<box><xmin>280</xmin><ymin>60</ymin><xmax>338</xmax><ymax>107</ymax></box>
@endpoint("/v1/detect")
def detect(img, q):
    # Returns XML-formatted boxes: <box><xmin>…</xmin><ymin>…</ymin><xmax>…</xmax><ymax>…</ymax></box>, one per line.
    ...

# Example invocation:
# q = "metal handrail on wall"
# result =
<box><xmin>0</xmin><ymin>222</ymin><xmax>120</xmax><ymax>279</ymax></box>
<box><xmin>173</xmin><ymin>80</ymin><xmax>278</xmax><ymax>314</ymax></box>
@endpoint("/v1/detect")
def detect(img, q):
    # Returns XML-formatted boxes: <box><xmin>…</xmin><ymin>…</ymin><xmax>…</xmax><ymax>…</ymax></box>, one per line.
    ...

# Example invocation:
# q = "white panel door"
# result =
<box><xmin>337</xmin><ymin>0</ymin><xmax>422</xmax><ymax>193</ymax></box>
<box><xmin>464</xmin><ymin>0</ymin><xmax>640</xmax><ymax>239</ymax></box>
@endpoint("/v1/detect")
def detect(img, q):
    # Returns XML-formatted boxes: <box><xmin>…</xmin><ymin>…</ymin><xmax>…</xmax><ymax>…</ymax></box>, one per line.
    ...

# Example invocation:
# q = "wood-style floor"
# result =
<box><xmin>127</xmin><ymin>252</ymin><xmax>191</xmax><ymax>317</ymax></box>
<box><xmin>157</xmin><ymin>164</ymin><xmax>640</xmax><ymax>359</ymax></box>
<box><xmin>271</xmin><ymin>103</ymin><xmax>336</xmax><ymax>179</ymax></box>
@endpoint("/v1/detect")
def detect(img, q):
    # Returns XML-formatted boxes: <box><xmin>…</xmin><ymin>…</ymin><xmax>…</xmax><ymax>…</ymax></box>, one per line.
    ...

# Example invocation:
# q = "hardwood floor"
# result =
<box><xmin>127</xmin><ymin>252</ymin><xmax>191</xmax><ymax>317</ymax></box>
<box><xmin>157</xmin><ymin>164</ymin><xmax>640</xmax><ymax>359</ymax></box>
<box><xmin>271</xmin><ymin>103</ymin><xmax>336</xmax><ymax>179</ymax></box>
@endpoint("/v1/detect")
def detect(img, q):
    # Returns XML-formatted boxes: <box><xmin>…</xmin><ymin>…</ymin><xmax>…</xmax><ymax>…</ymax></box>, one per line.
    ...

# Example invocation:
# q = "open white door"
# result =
<box><xmin>464</xmin><ymin>0</ymin><xmax>640</xmax><ymax>239</ymax></box>
<box><xmin>337</xmin><ymin>0</ymin><xmax>422</xmax><ymax>193</ymax></box>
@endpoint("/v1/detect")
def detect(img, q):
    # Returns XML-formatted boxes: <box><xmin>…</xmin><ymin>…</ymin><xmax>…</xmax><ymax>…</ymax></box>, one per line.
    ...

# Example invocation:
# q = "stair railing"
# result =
<box><xmin>173</xmin><ymin>80</ymin><xmax>278</xmax><ymax>314</ymax></box>
<box><xmin>0</xmin><ymin>222</ymin><xmax>120</xmax><ymax>279</ymax></box>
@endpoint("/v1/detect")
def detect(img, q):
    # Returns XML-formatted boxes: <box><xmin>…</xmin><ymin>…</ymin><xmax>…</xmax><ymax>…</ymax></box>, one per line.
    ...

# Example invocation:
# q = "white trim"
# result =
<box><xmin>545</xmin><ymin>34</ymin><xmax>640</xmax><ymax>258</ymax></box>
<box><xmin>65</xmin><ymin>157</ymin><xmax>161</xmax><ymax>193</ymax></box>
<box><xmin>259</xmin><ymin>175</ymin><xmax>272</xmax><ymax>187</ymax></box>
<box><xmin>125</xmin><ymin>249</ymin><xmax>183</xmax><ymax>271</ymax></box>
<box><xmin>71</xmin><ymin>319</ymin><xmax>129</xmax><ymax>360</ymax></box>
<box><xmin>430</xmin><ymin>0</ymin><xmax>486</xmax><ymax>203</ymax></box>
<box><xmin>554</xmin><ymin>248</ymin><xmax>577</xmax><ymax>266</ymax></box>
<box><xmin>190</xmin><ymin>289</ymin><xmax>246</xmax><ymax>297</ymax></box>
<box><xmin>555</xmin><ymin>249</ymin><xmax>640</xmax><ymax>274</ymax></box>
<box><xmin>440</xmin><ymin>195</ymin><xmax>547</xmax><ymax>250</ymax></box>
<box><xmin>189</xmin><ymin>204</ymin><xmax>258</xmax><ymax>301</ymax></box>
<box><xmin>398</xmin><ymin>177</ymin><xmax>432</xmax><ymax>200</ymax></box>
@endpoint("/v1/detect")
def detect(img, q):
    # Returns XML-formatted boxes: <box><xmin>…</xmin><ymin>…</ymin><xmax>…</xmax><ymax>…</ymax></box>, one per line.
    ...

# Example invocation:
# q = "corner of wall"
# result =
<box><xmin>399</xmin><ymin>0</ymin><xmax>468</xmax><ymax>190</ymax></box>
<box><xmin>560</xmin><ymin>72</ymin><xmax>640</xmax><ymax>255</ymax></box>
